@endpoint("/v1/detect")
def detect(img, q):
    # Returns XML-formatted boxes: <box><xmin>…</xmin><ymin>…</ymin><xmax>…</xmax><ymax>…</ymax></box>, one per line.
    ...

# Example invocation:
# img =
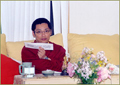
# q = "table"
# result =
<box><xmin>14</xmin><ymin>74</ymin><xmax>119</xmax><ymax>84</ymax></box>
<box><xmin>14</xmin><ymin>74</ymin><xmax>77</xmax><ymax>84</ymax></box>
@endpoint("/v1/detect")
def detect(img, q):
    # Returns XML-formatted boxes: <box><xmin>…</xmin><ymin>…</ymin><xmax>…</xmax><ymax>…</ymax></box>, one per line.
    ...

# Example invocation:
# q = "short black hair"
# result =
<box><xmin>31</xmin><ymin>18</ymin><xmax>51</xmax><ymax>31</ymax></box>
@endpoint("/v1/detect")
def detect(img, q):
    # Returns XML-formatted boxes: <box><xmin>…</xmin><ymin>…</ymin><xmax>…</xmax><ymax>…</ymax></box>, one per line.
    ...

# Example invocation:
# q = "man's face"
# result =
<box><xmin>32</xmin><ymin>23</ymin><xmax>52</xmax><ymax>43</ymax></box>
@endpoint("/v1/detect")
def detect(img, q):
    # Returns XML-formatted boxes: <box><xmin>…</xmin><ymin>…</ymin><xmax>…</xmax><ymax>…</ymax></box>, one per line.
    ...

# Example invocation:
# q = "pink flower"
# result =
<box><xmin>81</xmin><ymin>52</ymin><xmax>85</xmax><ymax>55</ymax></box>
<box><xmin>67</xmin><ymin>63</ymin><xmax>75</xmax><ymax>77</ymax></box>
<box><xmin>91</xmin><ymin>54</ymin><xmax>96</xmax><ymax>58</ymax></box>
<box><xmin>97</xmin><ymin>67</ymin><xmax>111</xmax><ymax>82</ymax></box>
<box><xmin>109</xmin><ymin>66</ymin><xmax>114</xmax><ymax>72</ymax></box>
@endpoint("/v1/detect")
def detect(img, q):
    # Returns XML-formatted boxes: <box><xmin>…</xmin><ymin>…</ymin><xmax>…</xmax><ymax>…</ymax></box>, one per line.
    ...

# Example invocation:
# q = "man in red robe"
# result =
<box><xmin>21</xmin><ymin>18</ymin><xmax>66</xmax><ymax>74</ymax></box>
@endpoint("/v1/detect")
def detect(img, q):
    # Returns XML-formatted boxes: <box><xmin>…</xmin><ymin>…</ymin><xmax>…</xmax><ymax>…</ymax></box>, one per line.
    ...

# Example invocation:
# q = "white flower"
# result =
<box><xmin>85</xmin><ymin>49</ymin><xmax>89</xmax><ymax>53</ymax></box>
<box><xmin>77</xmin><ymin>68</ymin><xmax>81</xmax><ymax>73</ymax></box>
<box><xmin>82</xmin><ymin>47</ymin><xmax>90</xmax><ymax>54</ymax></box>
<box><xmin>89</xmin><ymin>70</ymin><xmax>93</xmax><ymax>75</ymax></box>
<box><xmin>96</xmin><ymin>51</ymin><xmax>108</xmax><ymax>64</ymax></box>
<box><xmin>81</xmin><ymin>72</ymin><xmax>86</xmax><ymax>78</ymax></box>
<box><xmin>100</xmin><ymin>56</ymin><xmax>104</xmax><ymax>61</ymax></box>
<box><xmin>104</xmin><ymin>58</ymin><xmax>108</xmax><ymax>63</ymax></box>
<box><xmin>73</xmin><ymin>63</ymin><xmax>78</xmax><ymax>70</ymax></box>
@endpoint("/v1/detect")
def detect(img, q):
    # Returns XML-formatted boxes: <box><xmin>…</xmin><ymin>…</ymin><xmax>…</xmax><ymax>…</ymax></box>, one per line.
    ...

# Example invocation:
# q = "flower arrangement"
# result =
<box><xmin>67</xmin><ymin>47</ymin><xmax>112</xmax><ymax>84</ymax></box>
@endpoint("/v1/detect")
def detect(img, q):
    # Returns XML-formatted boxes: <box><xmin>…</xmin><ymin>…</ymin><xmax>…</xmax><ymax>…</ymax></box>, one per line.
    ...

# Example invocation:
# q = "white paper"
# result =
<box><xmin>24</xmin><ymin>42</ymin><xmax>53</xmax><ymax>50</ymax></box>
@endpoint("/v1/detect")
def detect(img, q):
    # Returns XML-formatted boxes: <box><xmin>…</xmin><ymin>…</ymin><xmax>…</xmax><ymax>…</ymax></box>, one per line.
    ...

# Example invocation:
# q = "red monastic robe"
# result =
<box><xmin>21</xmin><ymin>41</ymin><xmax>66</xmax><ymax>74</ymax></box>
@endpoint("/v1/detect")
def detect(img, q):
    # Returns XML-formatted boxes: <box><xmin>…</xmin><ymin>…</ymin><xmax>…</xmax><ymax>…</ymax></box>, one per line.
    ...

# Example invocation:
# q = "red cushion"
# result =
<box><xmin>1</xmin><ymin>54</ymin><xmax>20</xmax><ymax>84</ymax></box>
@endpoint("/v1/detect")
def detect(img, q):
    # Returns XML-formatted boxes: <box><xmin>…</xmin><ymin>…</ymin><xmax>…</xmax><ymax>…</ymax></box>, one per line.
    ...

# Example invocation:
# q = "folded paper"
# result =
<box><xmin>24</xmin><ymin>42</ymin><xmax>53</xmax><ymax>50</ymax></box>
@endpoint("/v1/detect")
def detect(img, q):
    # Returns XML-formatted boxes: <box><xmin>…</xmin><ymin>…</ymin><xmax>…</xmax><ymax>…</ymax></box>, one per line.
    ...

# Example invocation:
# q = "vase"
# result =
<box><xmin>78</xmin><ymin>78</ymin><xmax>95</xmax><ymax>84</ymax></box>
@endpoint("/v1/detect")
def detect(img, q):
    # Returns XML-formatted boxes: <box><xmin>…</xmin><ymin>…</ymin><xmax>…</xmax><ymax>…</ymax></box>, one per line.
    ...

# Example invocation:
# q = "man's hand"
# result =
<box><xmin>38</xmin><ymin>47</ymin><xmax>46</xmax><ymax>59</ymax></box>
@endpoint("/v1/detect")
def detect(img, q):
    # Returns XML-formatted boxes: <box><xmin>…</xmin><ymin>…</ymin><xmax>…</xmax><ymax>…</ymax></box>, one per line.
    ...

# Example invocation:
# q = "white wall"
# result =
<box><xmin>69</xmin><ymin>1</ymin><xmax>119</xmax><ymax>35</ymax></box>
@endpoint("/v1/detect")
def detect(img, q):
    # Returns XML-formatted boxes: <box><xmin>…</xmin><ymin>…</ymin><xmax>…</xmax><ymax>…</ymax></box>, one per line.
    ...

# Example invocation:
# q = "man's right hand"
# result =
<box><xmin>38</xmin><ymin>47</ymin><xmax>46</xmax><ymax>59</ymax></box>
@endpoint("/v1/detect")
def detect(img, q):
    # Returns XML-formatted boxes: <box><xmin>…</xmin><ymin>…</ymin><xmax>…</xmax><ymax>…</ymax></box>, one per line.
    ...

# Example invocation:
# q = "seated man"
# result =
<box><xmin>21</xmin><ymin>18</ymin><xmax>66</xmax><ymax>74</ymax></box>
